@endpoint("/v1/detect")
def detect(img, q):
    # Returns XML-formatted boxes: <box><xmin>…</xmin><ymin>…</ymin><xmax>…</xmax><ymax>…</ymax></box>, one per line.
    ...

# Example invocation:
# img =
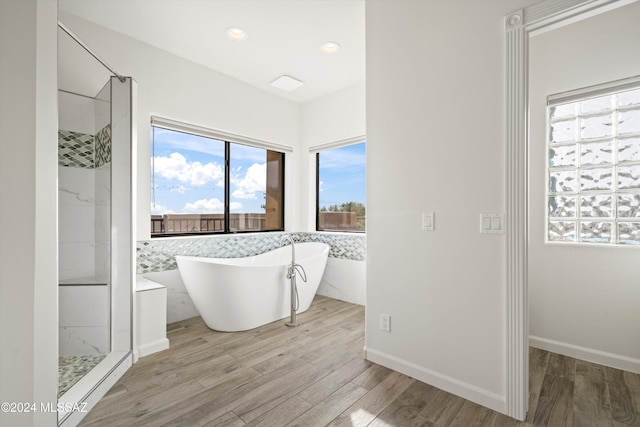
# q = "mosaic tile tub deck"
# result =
<box><xmin>137</xmin><ymin>232</ymin><xmax>365</xmax><ymax>274</ymax></box>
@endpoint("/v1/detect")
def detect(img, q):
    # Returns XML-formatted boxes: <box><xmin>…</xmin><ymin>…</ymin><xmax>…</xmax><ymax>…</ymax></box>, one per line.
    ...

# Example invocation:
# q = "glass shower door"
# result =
<box><xmin>57</xmin><ymin>78</ymin><xmax>112</xmax><ymax>397</ymax></box>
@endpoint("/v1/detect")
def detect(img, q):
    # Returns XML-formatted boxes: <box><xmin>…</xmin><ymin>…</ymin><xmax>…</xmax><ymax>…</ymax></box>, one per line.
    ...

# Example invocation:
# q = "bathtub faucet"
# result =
<box><xmin>280</xmin><ymin>234</ymin><xmax>307</xmax><ymax>327</ymax></box>
<box><xmin>280</xmin><ymin>234</ymin><xmax>296</xmax><ymax>265</ymax></box>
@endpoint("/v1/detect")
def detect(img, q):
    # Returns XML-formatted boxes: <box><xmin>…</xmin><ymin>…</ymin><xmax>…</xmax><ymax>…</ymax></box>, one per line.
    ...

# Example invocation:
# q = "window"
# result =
<box><xmin>547</xmin><ymin>82</ymin><xmax>640</xmax><ymax>244</ymax></box>
<box><xmin>316</xmin><ymin>142</ymin><xmax>366</xmax><ymax>232</ymax></box>
<box><xmin>151</xmin><ymin>124</ymin><xmax>284</xmax><ymax>236</ymax></box>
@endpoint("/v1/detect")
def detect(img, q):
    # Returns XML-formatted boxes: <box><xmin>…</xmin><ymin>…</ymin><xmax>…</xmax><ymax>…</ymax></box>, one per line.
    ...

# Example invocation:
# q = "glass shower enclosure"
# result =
<box><xmin>57</xmin><ymin>21</ymin><xmax>135</xmax><ymax>426</ymax></box>
<box><xmin>57</xmin><ymin>79</ymin><xmax>112</xmax><ymax>396</ymax></box>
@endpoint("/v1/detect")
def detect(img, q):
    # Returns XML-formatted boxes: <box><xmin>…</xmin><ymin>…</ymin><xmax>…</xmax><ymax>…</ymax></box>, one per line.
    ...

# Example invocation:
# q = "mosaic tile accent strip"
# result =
<box><xmin>58</xmin><ymin>127</ymin><xmax>112</xmax><ymax>169</ymax></box>
<box><xmin>58</xmin><ymin>354</ymin><xmax>105</xmax><ymax>397</ymax></box>
<box><xmin>136</xmin><ymin>232</ymin><xmax>365</xmax><ymax>274</ymax></box>
<box><xmin>94</xmin><ymin>124</ymin><xmax>111</xmax><ymax>168</ymax></box>
<box><xmin>292</xmin><ymin>232</ymin><xmax>366</xmax><ymax>261</ymax></box>
<box><xmin>58</xmin><ymin>130</ymin><xmax>94</xmax><ymax>168</ymax></box>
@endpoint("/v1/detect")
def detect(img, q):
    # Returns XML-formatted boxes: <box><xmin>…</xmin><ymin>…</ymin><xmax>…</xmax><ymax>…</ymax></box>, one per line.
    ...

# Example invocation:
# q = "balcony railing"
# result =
<box><xmin>151</xmin><ymin>211</ymin><xmax>364</xmax><ymax>235</ymax></box>
<box><xmin>151</xmin><ymin>213</ymin><xmax>268</xmax><ymax>235</ymax></box>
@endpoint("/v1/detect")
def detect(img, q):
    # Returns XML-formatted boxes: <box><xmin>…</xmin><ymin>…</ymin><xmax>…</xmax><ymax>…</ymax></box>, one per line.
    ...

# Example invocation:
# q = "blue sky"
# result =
<box><xmin>151</xmin><ymin>128</ymin><xmax>267</xmax><ymax>214</ymax></box>
<box><xmin>151</xmin><ymin>128</ymin><xmax>366</xmax><ymax>215</ymax></box>
<box><xmin>318</xmin><ymin>142</ymin><xmax>366</xmax><ymax>209</ymax></box>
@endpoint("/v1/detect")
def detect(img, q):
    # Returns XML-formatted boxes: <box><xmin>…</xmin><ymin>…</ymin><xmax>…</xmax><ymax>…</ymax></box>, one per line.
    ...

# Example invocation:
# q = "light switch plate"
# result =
<box><xmin>422</xmin><ymin>212</ymin><xmax>434</xmax><ymax>231</ymax></box>
<box><xmin>480</xmin><ymin>213</ymin><xmax>504</xmax><ymax>234</ymax></box>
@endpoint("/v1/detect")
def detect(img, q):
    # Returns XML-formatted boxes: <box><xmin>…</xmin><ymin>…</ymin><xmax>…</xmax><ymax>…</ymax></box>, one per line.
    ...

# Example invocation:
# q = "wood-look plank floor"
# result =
<box><xmin>79</xmin><ymin>296</ymin><xmax>640</xmax><ymax>426</ymax></box>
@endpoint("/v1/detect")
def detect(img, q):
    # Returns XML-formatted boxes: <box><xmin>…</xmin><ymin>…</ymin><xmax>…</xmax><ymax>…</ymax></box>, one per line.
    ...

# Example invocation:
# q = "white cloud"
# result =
<box><xmin>150</xmin><ymin>203</ymin><xmax>173</xmax><ymax>215</ymax></box>
<box><xmin>231</xmin><ymin>163</ymin><xmax>265</xmax><ymax>199</ymax></box>
<box><xmin>153</xmin><ymin>152</ymin><xmax>223</xmax><ymax>186</ymax></box>
<box><xmin>183</xmin><ymin>198</ymin><xmax>224</xmax><ymax>213</ymax></box>
<box><xmin>229</xmin><ymin>202</ymin><xmax>243</xmax><ymax>211</ymax></box>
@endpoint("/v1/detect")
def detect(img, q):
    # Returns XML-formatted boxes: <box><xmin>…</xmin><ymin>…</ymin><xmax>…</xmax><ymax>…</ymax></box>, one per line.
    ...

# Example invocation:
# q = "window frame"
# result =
<box><xmin>315</xmin><ymin>141</ymin><xmax>366</xmax><ymax>233</ymax></box>
<box><xmin>150</xmin><ymin>117</ymin><xmax>286</xmax><ymax>238</ymax></box>
<box><xmin>546</xmin><ymin>77</ymin><xmax>640</xmax><ymax>246</ymax></box>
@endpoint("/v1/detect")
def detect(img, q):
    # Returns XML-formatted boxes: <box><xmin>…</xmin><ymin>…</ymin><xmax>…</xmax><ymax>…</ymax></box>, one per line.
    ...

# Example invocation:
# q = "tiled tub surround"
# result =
<box><xmin>138</xmin><ymin>232</ymin><xmax>366</xmax><ymax>323</ymax></box>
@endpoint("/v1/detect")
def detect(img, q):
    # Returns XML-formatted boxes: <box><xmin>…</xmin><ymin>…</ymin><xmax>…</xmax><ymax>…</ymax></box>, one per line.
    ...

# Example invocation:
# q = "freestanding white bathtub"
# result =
<box><xmin>175</xmin><ymin>242</ymin><xmax>329</xmax><ymax>332</ymax></box>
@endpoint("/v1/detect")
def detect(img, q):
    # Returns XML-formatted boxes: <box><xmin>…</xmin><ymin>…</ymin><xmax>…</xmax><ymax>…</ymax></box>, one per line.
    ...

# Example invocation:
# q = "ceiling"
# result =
<box><xmin>57</xmin><ymin>0</ymin><xmax>365</xmax><ymax>104</ymax></box>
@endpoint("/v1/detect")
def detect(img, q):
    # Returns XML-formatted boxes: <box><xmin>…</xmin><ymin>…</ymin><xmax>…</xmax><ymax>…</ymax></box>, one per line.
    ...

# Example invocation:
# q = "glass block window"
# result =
<box><xmin>548</xmin><ymin>84</ymin><xmax>640</xmax><ymax>245</ymax></box>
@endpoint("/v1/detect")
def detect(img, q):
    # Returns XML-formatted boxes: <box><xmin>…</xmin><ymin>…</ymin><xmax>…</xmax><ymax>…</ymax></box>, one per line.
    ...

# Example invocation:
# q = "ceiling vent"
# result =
<box><xmin>270</xmin><ymin>75</ymin><xmax>304</xmax><ymax>91</ymax></box>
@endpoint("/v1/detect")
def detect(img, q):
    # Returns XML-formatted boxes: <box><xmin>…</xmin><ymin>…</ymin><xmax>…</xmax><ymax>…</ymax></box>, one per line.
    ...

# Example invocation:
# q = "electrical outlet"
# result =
<box><xmin>379</xmin><ymin>313</ymin><xmax>391</xmax><ymax>332</ymax></box>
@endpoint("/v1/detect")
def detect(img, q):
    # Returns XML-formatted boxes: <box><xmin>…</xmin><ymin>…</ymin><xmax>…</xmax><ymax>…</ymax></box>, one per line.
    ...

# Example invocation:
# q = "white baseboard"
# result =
<box><xmin>137</xmin><ymin>338</ymin><xmax>169</xmax><ymax>358</ymax></box>
<box><xmin>364</xmin><ymin>346</ymin><xmax>506</xmax><ymax>414</ymax></box>
<box><xmin>529</xmin><ymin>335</ymin><xmax>640</xmax><ymax>374</ymax></box>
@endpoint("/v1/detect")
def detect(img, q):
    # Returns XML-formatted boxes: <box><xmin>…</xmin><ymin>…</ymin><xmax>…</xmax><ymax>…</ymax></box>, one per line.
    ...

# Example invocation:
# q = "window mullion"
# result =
<box><xmin>224</xmin><ymin>141</ymin><xmax>230</xmax><ymax>233</ymax></box>
<box><xmin>315</xmin><ymin>153</ymin><xmax>320</xmax><ymax>231</ymax></box>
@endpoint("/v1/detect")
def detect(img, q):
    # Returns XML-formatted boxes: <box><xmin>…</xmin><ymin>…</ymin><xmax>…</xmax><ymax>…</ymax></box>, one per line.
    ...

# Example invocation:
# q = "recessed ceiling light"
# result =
<box><xmin>321</xmin><ymin>41</ymin><xmax>341</xmax><ymax>54</ymax></box>
<box><xmin>271</xmin><ymin>75</ymin><xmax>304</xmax><ymax>92</ymax></box>
<box><xmin>226</xmin><ymin>27</ymin><xmax>247</xmax><ymax>41</ymax></box>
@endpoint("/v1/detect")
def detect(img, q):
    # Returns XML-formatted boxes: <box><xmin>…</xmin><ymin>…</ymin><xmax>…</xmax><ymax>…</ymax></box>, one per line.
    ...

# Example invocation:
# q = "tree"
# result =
<box><xmin>320</xmin><ymin>202</ymin><xmax>365</xmax><ymax>215</ymax></box>
<box><xmin>340</xmin><ymin>201</ymin><xmax>365</xmax><ymax>216</ymax></box>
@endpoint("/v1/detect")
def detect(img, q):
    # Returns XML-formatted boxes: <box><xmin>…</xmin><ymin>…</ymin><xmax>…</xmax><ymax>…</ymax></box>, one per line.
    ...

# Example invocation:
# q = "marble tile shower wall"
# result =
<box><xmin>58</xmin><ymin>127</ymin><xmax>112</xmax><ymax>356</ymax></box>
<box><xmin>137</xmin><ymin>232</ymin><xmax>366</xmax><ymax>274</ymax></box>
<box><xmin>58</xmin><ymin>127</ymin><xmax>112</xmax><ymax>281</ymax></box>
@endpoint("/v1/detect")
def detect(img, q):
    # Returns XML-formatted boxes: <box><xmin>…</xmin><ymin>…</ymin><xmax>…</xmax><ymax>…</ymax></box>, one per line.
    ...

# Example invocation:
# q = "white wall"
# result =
<box><xmin>58</xmin><ymin>12</ymin><xmax>303</xmax><ymax>239</ymax></box>
<box><xmin>0</xmin><ymin>1</ymin><xmax>58</xmax><ymax>425</ymax></box>
<box><xmin>529</xmin><ymin>2</ymin><xmax>640</xmax><ymax>372</ymax></box>
<box><xmin>302</xmin><ymin>82</ymin><xmax>366</xmax><ymax>149</ymax></box>
<box><xmin>365</xmin><ymin>0</ymin><xmax>537</xmax><ymax>414</ymax></box>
